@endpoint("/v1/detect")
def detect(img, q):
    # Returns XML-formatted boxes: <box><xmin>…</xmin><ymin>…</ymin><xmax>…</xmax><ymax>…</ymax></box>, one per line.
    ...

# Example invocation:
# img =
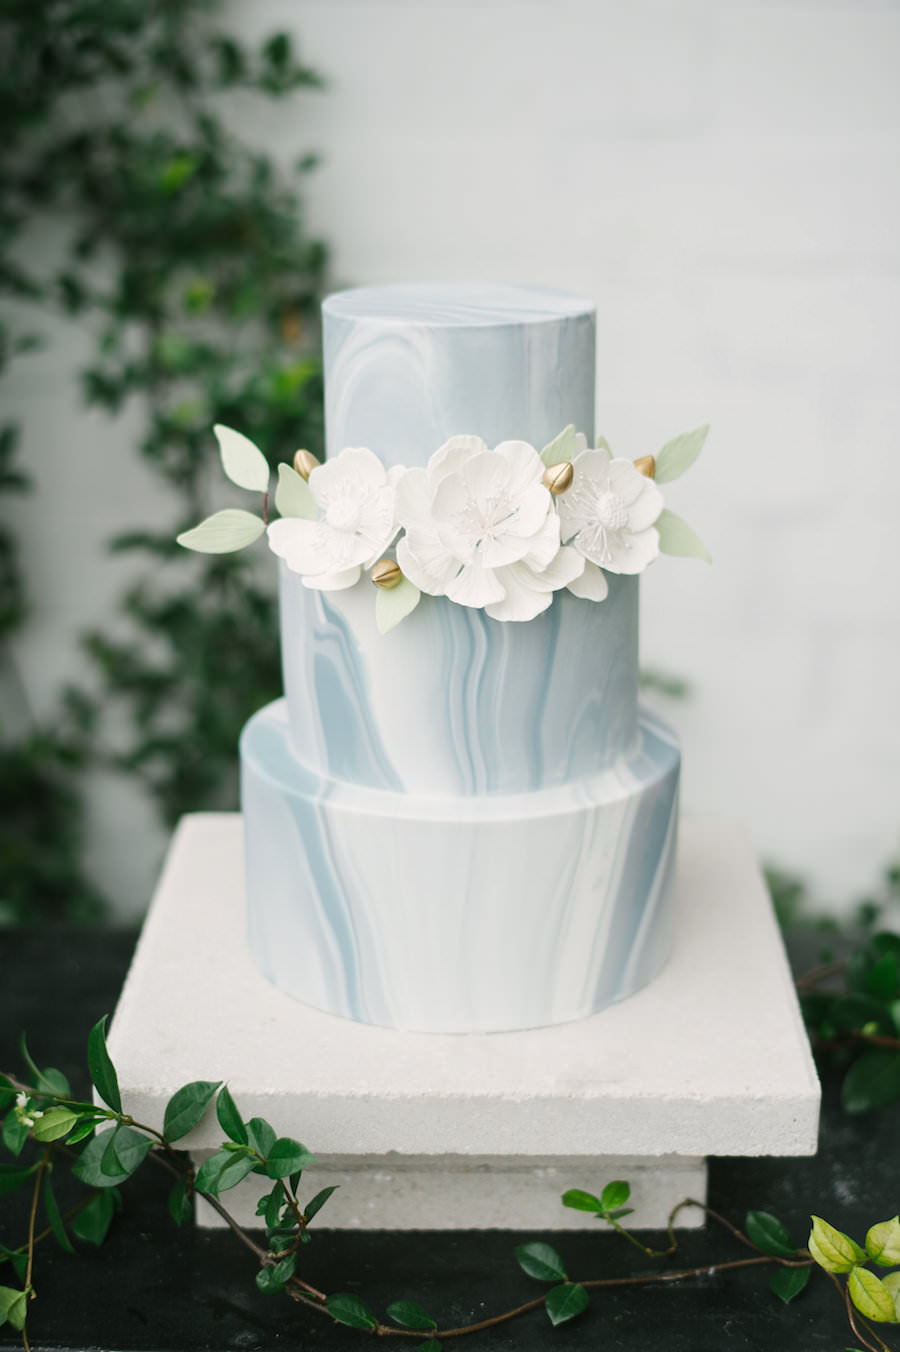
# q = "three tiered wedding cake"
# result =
<box><xmin>178</xmin><ymin>283</ymin><xmax>709</xmax><ymax>1035</ymax></box>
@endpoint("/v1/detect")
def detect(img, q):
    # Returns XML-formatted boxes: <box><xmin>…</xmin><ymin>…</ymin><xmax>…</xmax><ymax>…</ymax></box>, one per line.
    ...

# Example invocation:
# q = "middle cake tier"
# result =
<box><xmin>280</xmin><ymin>564</ymin><xmax>639</xmax><ymax>795</ymax></box>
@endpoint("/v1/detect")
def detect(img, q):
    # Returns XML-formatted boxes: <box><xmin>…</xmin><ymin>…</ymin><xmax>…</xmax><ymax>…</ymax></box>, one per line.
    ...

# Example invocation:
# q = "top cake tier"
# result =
<box><xmin>322</xmin><ymin>282</ymin><xmax>596</xmax><ymax>465</ymax></box>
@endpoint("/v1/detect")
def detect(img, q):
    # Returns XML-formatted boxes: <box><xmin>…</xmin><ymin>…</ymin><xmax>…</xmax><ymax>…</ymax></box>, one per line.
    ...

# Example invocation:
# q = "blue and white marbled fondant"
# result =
<box><xmin>241</xmin><ymin>282</ymin><xmax>682</xmax><ymax>1032</ymax></box>
<box><xmin>242</xmin><ymin>699</ymin><xmax>680</xmax><ymax>1033</ymax></box>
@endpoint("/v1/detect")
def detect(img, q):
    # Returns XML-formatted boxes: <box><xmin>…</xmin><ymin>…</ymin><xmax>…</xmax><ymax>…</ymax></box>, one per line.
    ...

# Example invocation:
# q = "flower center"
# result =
<box><xmin>455</xmin><ymin>493</ymin><xmax>516</xmax><ymax>552</ymax></box>
<box><xmin>594</xmin><ymin>490</ymin><xmax>629</xmax><ymax>532</ymax></box>
<box><xmin>324</xmin><ymin>492</ymin><xmax>362</xmax><ymax>533</ymax></box>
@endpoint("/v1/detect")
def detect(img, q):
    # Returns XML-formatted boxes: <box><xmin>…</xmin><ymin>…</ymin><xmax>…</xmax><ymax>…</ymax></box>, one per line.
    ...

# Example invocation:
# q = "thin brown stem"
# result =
<box><xmin>816</xmin><ymin>1032</ymin><xmax>900</xmax><ymax>1053</ymax></box>
<box><xmin>795</xmin><ymin>959</ymin><xmax>846</xmax><ymax>993</ymax></box>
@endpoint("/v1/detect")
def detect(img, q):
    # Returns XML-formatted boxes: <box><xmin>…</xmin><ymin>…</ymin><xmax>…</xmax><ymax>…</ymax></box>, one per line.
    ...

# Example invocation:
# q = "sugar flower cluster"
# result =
<box><xmin>177</xmin><ymin>423</ymin><xmax>709</xmax><ymax>632</ymax></box>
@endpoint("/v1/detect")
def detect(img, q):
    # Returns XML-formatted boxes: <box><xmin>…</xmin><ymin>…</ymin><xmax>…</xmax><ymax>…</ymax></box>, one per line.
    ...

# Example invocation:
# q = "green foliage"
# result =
<box><xmin>327</xmin><ymin>1293</ymin><xmax>377</xmax><ymax>1330</ymax></box>
<box><xmin>162</xmin><ymin>1079</ymin><xmax>221</xmax><ymax>1142</ymax></box>
<box><xmin>0</xmin><ymin>0</ymin><xmax>329</xmax><ymax>925</ymax></box>
<box><xmin>544</xmin><ymin>1282</ymin><xmax>589</xmax><ymax>1326</ymax></box>
<box><xmin>514</xmin><ymin>1241</ymin><xmax>567</xmax><ymax>1282</ymax></box>
<box><xmin>744</xmin><ymin>1209</ymin><xmax>796</xmax><ymax>1258</ymax></box>
<box><xmin>385</xmin><ymin>1300</ymin><xmax>437</xmax><ymax>1332</ymax></box>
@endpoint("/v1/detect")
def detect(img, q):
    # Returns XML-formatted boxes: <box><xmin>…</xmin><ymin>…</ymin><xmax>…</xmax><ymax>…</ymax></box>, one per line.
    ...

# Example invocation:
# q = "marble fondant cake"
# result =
<box><xmin>234</xmin><ymin>283</ymin><xmax>684</xmax><ymax>1034</ymax></box>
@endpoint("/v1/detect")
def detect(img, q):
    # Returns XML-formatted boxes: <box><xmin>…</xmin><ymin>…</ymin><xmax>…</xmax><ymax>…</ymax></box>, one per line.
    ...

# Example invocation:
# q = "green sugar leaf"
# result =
<box><xmin>561</xmin><ymin>1188</ymin><xmax>604</xmax><ymax>1213</ymax></box>
<box><xmin>163</xmin><ymin>1080</ymin><xmax>221</xmax><ymax>1142</ymax></box>
<box><xmin>842</xmin><ymin>1049</ymin><xmax>900</xmax><ymax>1113</ymax></box>
<box><xmin>540</xmin><ymin>424</ymin><xmax>577</xmax><ymax>467</ymax></box>
<box><xmin>304</xmin><ymin>1184</ymin><xmax>339</xmax><ymax>1223</ymax></box>
<box><xmin>264</xmin><ymin>1137</ymin><xmax>316</xmax><ymax>1179</ymax></box>
<box><xmin>848</xmin><ymin>1265</ymin><xmax>898</xmax><ymax>1323</ymax></box>
<box><xmin>275</xmin><ymin>462</ymin><xmax>315</xmax><ymax>519</ymax></box>
<box><xmin>176</xmin><ymin>508</ymin><xmax>265</xmax><ymax>554</ymax></box>
<box><xmin>327</xmin><ymin>1292</ymin><xmax>377</xmax><ymax>1330</ymax></box>
<box><xmin>600</xmin><ymin>1180</ymin><xmax>631</xmax><ymax>1211</ymax></box>
<box><xmin>745</xmin><ymin>1210</ymin><xmax>796</xmax><ymax>1258</ymax></box>
<box><xmin>216</xmin><ymin>1085</ymin><xmax>248</xmax><ymax>1145</ymax></box>
<box><xmin>545</xmin><ymin>1282</ymin><xmax>589</xmax><ymax>1326</ymax></box>
<box><xmin>213</xmin><ymin>424</ymin><xmax>270</xmax><ymax>493</ymax></box>
<box><xmin>769</xmin><ymin>1266</ymin><xmax>810</xmax><ymax>1305</ymax></box>
<box><xmin>386</xmin><ymin>1299</ymin><xmax>437</xmax><ymax>1331</ymax></box>
<box><xmin>515</xmin><ymin>1241</ymin><xmax>567</xmax><ymax>1283</ymax></box>
<box><xmin>655</xmin><ymin>508</ymin><xmax>712</xmax><ymax>562</ymax></box>
<box><xmin>376</xmin><ymin>576</ymin><xmax>421</xmax><ymax>634</ymax></box>
<box><xmin>654</xmin><ymin>424</ymin><xmax>709</xmax><ymax>483</ymax></box>
<box><xmin>87</xmin><ymin>1015</ymin><xmax>121</xmax><ymax>1112</ymax></box>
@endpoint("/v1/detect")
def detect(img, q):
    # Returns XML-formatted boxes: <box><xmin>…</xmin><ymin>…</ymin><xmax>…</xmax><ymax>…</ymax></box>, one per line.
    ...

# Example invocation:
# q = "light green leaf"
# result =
<box><xmin>0</xmin><ymin>1286</ymin><xmax>28</xmax><ymax>1331</ymax></box>
<box><xmin>163</xmin><ymin>1080</ymin><xmax>221</xmax><ymax>1142</ymax></box>
<box><xmin>327</xmin><ymin>1292</ymin><xmax>377</xmax><ymax>1330</ymax></box>
<box><xmin>769</xmin><ymin>1266</ymin><xmax>810</xmax><ymax>1304</ymax></box>
<box><xmin>540</xmin><ymin>424</ymin><xmax>576</xmax><ymax>467</ymax></box>
<box><xmin>883</xmin><ymin>1271</ymin><xmax>900</xmax><ymax>1318</ymax></box>
<box><xmin>561</xmin><ymin>1188</ymin><xmax>604</xmax><ymax>1213</ymax></box>
<box><xmin>213</xmin><ymin>424</ymin><xmax>270</xmax><ymax>492</ymax></box>
<box><xmin>176</xmin><ymin>509</ymin><xmax>265</xmax><ymax>554</ymax></box>
<box><xmin>31</xmin><ymin>1107</ymin><xmax>78</xmax><ymax>1143</ymax></box>
<box><xmin>386</xmin><ymin>1300</ymin><xmax>437</xmax><ymax>1331</ymax></box>
<box><xmin>655</xmin><ymin>508</ymin><xmax>711</xmax><ymax>562</ymax></box>
<box><xmin>600</xmin><ymin>1180</ymin><xmax>630</xmax><ymax>1211</ymax></box>
<box><xmin>275</xmin><ymin>463</ymin><xmax>315</xmax><ymax>519</ymax></box>
<box><xmin>745</xmin><ymin>1210</ymin><xmax>796</xmax><ymax>1258</ymax></box>
<box><xmin>376</xmin><ymin>576</ymin><xmax>421</xmax><ymax>634</ymax></box>
<box><xmin>848</xmin><ymin>1265</ymin><xmax>899</xmax><ymax>1323</ymax></box>
<box><xmin>808</xmin><ymin>1217</ymin><xmax>867</xmax><ymax>1273</ymax></box>
<box><xmin>866</xmin><ymin>1216</ymin><xmax>900</xmax><ymax>1266</ymax></box>
<box><xmin>654</xmin><ymin>424</ymin><xmax>709</xmax><ymax>484</ymax></box>
<box><xmin>545</xmin><ymin>1282</ymin><xmax>589</xmax><ymax>1326</ymax></box>
<box><xmin>595</xmin><ymin>435</ymin><xmax>612</xmax><ymax>453</ymax></box>
<box><xmin>514</xmin><ymin>1241</ymin><xmax>567</xmax><ymax>1283</ymax></box>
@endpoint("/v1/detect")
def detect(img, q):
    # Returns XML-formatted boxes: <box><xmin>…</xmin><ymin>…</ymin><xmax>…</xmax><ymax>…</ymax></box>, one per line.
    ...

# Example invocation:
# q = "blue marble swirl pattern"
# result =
<box><xmin>241</xmin><ymin>699</ymin><xmax>680</xmax><ymax>1034</ymax></box>
<box><xmin>280</xmin><ymin>564</ymin><xmax>639</xmax><ymax>795</ymax></box>
<box><xmin>323</xmin><ymin>283</ymin><xmax>595</xmax><ymax>468</ymax></box>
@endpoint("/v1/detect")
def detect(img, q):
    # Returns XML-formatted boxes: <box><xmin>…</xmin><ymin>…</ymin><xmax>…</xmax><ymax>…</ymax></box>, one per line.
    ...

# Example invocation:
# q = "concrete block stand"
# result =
<box><xmin>106</xmin><ymin>815</ymin><xmax>820</xmax><ymax>1231</ymax></box>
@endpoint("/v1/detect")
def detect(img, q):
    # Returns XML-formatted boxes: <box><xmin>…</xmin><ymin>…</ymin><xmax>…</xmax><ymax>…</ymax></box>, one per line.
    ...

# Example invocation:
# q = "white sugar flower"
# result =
<box><xmin>557</xmin><ymin>448</ymin><xmax>664</xmax><ymax>583</ymax></box>
<box><xmin>267</xmin><ymin>447</ymin><xmax>401</xmax><ymax>590</ymax></box>
<box><xmin>396</xmin><ymin>435</ymin><xmax>583</xmax><ymax>622</ymax></box>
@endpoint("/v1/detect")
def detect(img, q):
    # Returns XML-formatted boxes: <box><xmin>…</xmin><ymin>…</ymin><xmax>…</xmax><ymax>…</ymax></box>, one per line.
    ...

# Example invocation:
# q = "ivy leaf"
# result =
<box><xmin>168</xmin><ymin>1176</ymin><xmax>193</xmax><ymax>1227</ymax></box>
<box><xmin>0</xmin><ymin>1164</ymin><xmax>37</xmax><ymax>1194</ymax></box>
<box><xmin>867</xmin><ymin>1216</ymin><xmax>900</xmax><ymax>1266</ymax></box>
<box><xmin>808</xmin><ymin>1217</ymin><xmax>867</xmax><ymax>1273</ymax></box>
<box><xmin>305</xmin><ymin>1185</ymin><xmax>339</xmax><ymax>1223</ymax></box>
<box><xmin>600</xmin><ymin>1180</ymin><xmax>630</xmax><ymax>1211</ymax></box>
<box><xmin>769</xmin><ymin>1266</ymin><xmax>810</xmax><ymax>1304</ymax></box>
<box><xmin>87</xmin><ymin>1015</ymin><xmax>121</xmax><ymax>1112</ymax></box>
<box><xmin>43</xmin><ymin>1171</ymin><xmax>75</xmax><ymax>1253</ymax></box>
<box><xmin>216</xmin><ymin>1085</ymin><xmax>248</xmax><ymax>1145</ymax></box>
<box><xmin>264</xmin><ymin>1137</ymin><xmax>316</xmax><ymax>1179</ymax></box>
<box><xmin>274</xmin><ymin>462</ymin><xmax>315</xmax><ymax>519</ymax></box>
<box><xmin>545</xmin><ymin>1282</ymin><xmax>589</xmax><ymax>1326</ymax></box>
<box><xmin>655</xmin><ymin>508</ymin><xmax>711</xmax><ymax>562</ymax></box>
<box><xmin>654</xmin><ymin>424</ymin><xmax>709</xmax><ymax>484</ymax></box>
<box><xmin>848</xmin><ymin>1266</ymin><xmax>898</xmax><ymax>1323</ymax></box>
<box><xmin>71</xmin><ymin>1189</ymin><xmax>119</xmax><ymax>1246</ymax></box>
<box><xmin>561</xmin><ymin>1188</ymin><xmax>603</xmax><ymax>1213</ymax></box>
<box><xmin>31</xmin><ymin>1107</ymin><xmax>79</xmax><ymax>1142</ymax></box>
<box><xmin>176</xmin><ymin>508</ymin><xmax>265</xmax><ymax>554</ymax></box>
<box><xmin>327</xmin><ymin>1293</ymin><xmax>377</xmax><ymax>1330</ymax></box>
<box><xmin>514</xmin><ymin>1242</ymin><xmax>567</xmax><ymax>1282</ymax></box>
<box><xmin>376</xmin><ymin>577</ymin><xmax>421</xmax><ymax>634</ymax></box>
<box><xmin>163</xmin><ymin>1080</ymin><xmax>221</xmax><ymax>1142</ymax></box>
<box><xmin>745</xmin><ymin>1210</ymin><xmax>796</xmax><ymax>1258</ymax></box>
<box><xmin>213</xmin><ymin>424</ymin><xmax>270</xmax><ymax>493</ymax></box>
<box><xmin>540</xmin><ymin>424</ymin><xmax>577</xmax><ymax>467</ymax></box>
<box><xmin>386</xmin><ymin>1299</ymin><xmax>437</xmax><ymax>1331</ymax></box>
<box><xmin>842</xmin><ymin>1050</ymin><xmax>900</xmax><ymax>1113</ymax></box>
<box><xmin>0</xmin><ymin>1286</ymin><xmax>28</xmax><ymax>1332</ymax></box>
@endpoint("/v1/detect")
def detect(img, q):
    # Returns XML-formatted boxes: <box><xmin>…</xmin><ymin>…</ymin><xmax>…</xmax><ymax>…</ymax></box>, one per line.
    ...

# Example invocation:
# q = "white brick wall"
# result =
<box><xmin>10</xmin><ymin>1</ymin><xmax>900</xmax><ymax>913</ymax></box>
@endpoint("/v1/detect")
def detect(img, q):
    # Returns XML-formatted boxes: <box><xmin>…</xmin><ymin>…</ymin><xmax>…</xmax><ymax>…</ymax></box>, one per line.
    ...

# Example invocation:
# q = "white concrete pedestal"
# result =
<box><xmin>107</xmin><ymin>814</ymin><xmax>819</xmax><ymax>1231</ymax></box>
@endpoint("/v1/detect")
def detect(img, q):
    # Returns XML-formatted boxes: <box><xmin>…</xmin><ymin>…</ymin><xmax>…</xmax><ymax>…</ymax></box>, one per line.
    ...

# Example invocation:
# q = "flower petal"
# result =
<box><xmin>396</xmin><ymin>533</ymin><xmax>459</xmax><ymax>595</ymax></box>
<box><xmin>567</xmin><ymin>559</ymin><xmax>609</xmax><ymax>601</ymax></box>
<box><xmin>309</xmin><ymin>447</ymin><xmax>386</xmax><ymax>503</ymax></box>
<box><xmin>518</xmin><ymin>511</ymin><xmax>561</xmax><ymax>570</ymax></box>
<box><xmin>428</xmin><ymin>435</ymin><xmax>487</xmax><ymax>486</ymax></box>
<box><xmin>624</xmin><ymin>478</ymin><xmax>665</xmax><ymax>531</ymax></box>
<box><xmin>494</xmin><ymin>439</ymin><xmax>543</xmax><ymax>497</ymax></box>
<box><xmin>601</xmin><ymin>525</ymin><xmax>660</xmax><ymax>575</ymax></box>
<box><xmin>485</xmin><ymin>564</ymin><xmax>554</xmax><ymax>622</ymax></box>
<box><xmin>446</xmin><ymin>558</ymin><xmax>505</xmax><ymax>608</ymax></box>
<box><xmin>301</xmin><ymin>566</ymin><xmax>361</xmax><ymax>591</ymax></box>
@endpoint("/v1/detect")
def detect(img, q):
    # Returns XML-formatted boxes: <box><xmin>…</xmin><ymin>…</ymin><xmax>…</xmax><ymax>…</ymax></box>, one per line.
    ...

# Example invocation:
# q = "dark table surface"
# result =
<box><xmin>1</xmin><ymin>928</ymin><xmax>897</xmax><ymax>1352</ymax></box>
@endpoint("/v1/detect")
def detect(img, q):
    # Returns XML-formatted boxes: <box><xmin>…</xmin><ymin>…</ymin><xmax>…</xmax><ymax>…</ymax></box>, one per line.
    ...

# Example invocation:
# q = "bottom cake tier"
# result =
<box><xmin>240</xmin><ymin>700</ymin><xmax>680</xmax><ymax>1034</ymax></box>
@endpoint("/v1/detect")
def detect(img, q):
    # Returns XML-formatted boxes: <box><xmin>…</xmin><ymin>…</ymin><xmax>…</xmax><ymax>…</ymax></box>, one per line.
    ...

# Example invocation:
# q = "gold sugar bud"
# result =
<box><xmin>292</xmin><ymin>449</ymin><xmax>320</xmax><ymax>480</ymax></box>
<box><xmin>542</xmin><ymin>461</ymin><xmax>574</xmax><ymax>495</ymax></box>
<box><xmin>633</xmin><ymin>455</ymin><xmax>656</xmax><ymax>479</ymax></box>
<box><xmin>370</xmin><ymin>558</ymin><xmax>403</xmax><ymax>590</ymax></box>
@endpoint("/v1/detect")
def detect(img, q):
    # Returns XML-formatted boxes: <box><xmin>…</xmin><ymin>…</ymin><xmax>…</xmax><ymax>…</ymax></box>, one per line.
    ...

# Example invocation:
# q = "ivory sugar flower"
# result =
<box><xmin>557</xmin><ymin>448</ymin><xmax>664</xmax><ymax>577</ymax></box>
<box><xmin>267</xmin><ymin>447</ymin><xmax>400</xmax><ymax>590</ymax></box>
<box><xmin>395</xmin><ymin>435</ymin><xmax>584</xmax><ymax>622</ymax></box>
